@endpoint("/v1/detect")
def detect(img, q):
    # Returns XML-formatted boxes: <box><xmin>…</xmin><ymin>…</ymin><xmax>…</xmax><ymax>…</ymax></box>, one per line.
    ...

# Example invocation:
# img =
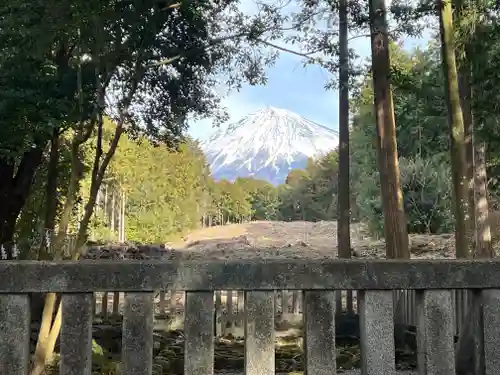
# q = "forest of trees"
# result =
<box><xmin>6</xmin><ymin>1</ymin><xmax>499</xmax><ymax>259</ymax></box>
<box><xmin>12</xmin><ymin>116</ymin><xmax>338</xmax><ymax>247</ymax></box>
<box><xmin>281</xmin><ymin>39</ymin><xmax>500</xmax><ymax>239</ymax></box>
<box><xmin>3</xmin><ymin>0</ymin><xmax>500</xmax><ymax>372</ymax></box>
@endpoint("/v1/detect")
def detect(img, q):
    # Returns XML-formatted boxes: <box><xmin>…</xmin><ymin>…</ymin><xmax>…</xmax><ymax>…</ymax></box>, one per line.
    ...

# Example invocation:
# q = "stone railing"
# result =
<box><xmin>93</xmin><ymin>288</ymin><xmax>472</xmax><ymax>337</ymax></box>
<box><xmin>1</xmin><ymin>259</ymin><xmax>500</xmax><ymax>374</ymax></box>
<box><xmin>94</xmin><ymin>289</ymin><xmax>309</xmax><ymax>334</ymax></box>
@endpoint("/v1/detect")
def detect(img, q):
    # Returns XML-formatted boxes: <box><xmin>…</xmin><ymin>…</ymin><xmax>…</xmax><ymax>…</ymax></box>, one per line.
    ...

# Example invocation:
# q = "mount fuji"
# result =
<box><xmin>200</xmin><ymin>106</ymin><xmax>339</xmax><ymax>185</ymax></box>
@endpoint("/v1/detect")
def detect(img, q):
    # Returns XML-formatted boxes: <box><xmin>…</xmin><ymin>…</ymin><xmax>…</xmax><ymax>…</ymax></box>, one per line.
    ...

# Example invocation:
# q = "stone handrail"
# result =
<box><xmin>0</xmin><ymin>259</ymin><xmax>499</xmax><ymax>374</ymax></box>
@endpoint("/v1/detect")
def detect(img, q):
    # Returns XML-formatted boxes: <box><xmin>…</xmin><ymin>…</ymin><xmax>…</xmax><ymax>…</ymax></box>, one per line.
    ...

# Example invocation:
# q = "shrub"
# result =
<box><xmin>356</xmin><ymin>156</ymin><xmax>454</xmax><ymax>236</ymax></box>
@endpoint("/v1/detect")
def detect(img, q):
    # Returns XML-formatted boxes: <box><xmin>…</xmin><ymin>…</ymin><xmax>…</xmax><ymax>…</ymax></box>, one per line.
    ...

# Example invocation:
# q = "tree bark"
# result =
<box><xmin>38</xmin><ymin>130</ymin><xmax>61</xmax><ymax>259</ymax></box>
<box><xmin>456</xmin><ymin>0</ymin><xmax>475</xmax><ymax>258</ymax></box>
<box><xmin>0</xmin><ymin>146</ymin><xmax>44</xmax><ymax>258</ymax></box>
<box><xmin>336</xmin><ymin>0</ymin><xmax>352</xmax><ymax>313</ymax></box>
<box><xmin>31</xmin><ymin>132</ymin><xmax>61</xmax><ymax>357</ymax></box>
<box><xmin>337</xmin><ymin>0</ymin><xmax>351</xmax><ymax>260</ymax></box>
<box><xmin>0</xmin><ymin>161</ymin><xmax>15</xmax><ymax>244</ymax></box>
<box><xmin>52</xmin><ymin>139</ymin><xmax>85</xmax><ymax>253</ymax></box>
<box><xmin>32</xmin><ymin>293</ymin><xmax>58</xmax><ymax>372</ymax></box>
<box><xmin>369</xmin><ymin>0</ymin><xmax>410</xmax><ymax>259</ymax></box>
<box><xmin>0</xmin><ymin>159</ymin><xmax>15</xmax><ymax>258</ymax></box>
<box><xmin>32</xmin><ymin>111</ymin><xmax>125</xmax><ymax>375</ymax></box>
<box><xmin>110</xmin><ymin>189</ymin><xmax>116</xmax><ymax>233</ymax></box>
<box><xmin>31</xmin><ymin>137</ymin><xmax>84</xmax><ymax>375</ymax></box>
<box><xmin>439</xmin><ymin>0</ymin><xmax>469</xmax><ymax>259</ymax></box>
<box><xmin>474</xmin><ymin>141</ymin><xmax>492</xmax><ymax>257</ymax></box>
<box><xmin>76</xmin><ymin>121</ymin><xmax>124</xmax><ymax>250</ymax></box>
<box><xmin>459</xmin><ymin>68</ymin><xmax>475</xmax><ymax>255</ymax></box>
<box><xmin>456</xmin><ymin>140</ymin><xmax>492</xmax><ymax>370</ymax></box>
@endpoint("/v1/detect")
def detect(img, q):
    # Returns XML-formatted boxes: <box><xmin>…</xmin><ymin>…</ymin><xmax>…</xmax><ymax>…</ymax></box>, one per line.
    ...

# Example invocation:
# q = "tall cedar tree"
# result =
<box><xmin>337</xmin><ymin>0</ymin><xmax>351</xmax><ymax>260</ymax></box>
<box><xmin>368</xmin><ymin>0</ymin><xmax>410</xmax><ymax>259</ymax></box>
<box><xmin>456</xmin><ymin>0</ymin><xmax>476</xmax><ymax>256</ymax></box>
<box><xmin>439</xmin><ymin>0</ymin><xmax>469</xmax><ymax>258</ymax></box>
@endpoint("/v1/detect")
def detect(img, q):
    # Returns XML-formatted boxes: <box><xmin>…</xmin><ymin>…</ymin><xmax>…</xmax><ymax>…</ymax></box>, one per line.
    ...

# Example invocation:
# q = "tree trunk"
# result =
<box><xmin>337</xmin><ymin>0</ymin><xmax>351</xmax><ymax>260</ymax></box>
<box><xmin>39</xmin><ymin>130</ymin><xmax>60</xmax><ymax>259</ymax></box>
<box><xmin>120</xmin><ymin>191</ymin><xmax>126</xmax><ymax>242</ymax></box>
<box><xmin>439</xmin><ymin>0</ymin><xmax>469</xmax><ymax>259</ymax></box>
<box><xmin>31</xmin><ymin>17</ymin><xmax>139</xmax><ymax>372</ymax></box>
<box><xmin>456</xmin><ymin>0</ymin><xmax>475</xmax><ymax>257</ymax></box>
<box><xmin>118</xmin><ymin>189</ymin><xmax>123</xmax><ymax>241</ymax></box>
<box><xmin>0</xmin><ymin>160</ymin><xmax>15</xmax><ymax>255</ymax></box>
<box><xmin>76</xmin><ymin>122</ymin><xmax>124</xmax><ymax>251</ymax></box>
<box><xmin>455</xmin><ymin>144</ymin><xmax>492</xmax><ymax>375</ymax></box>
<box><xmin>32</xmin><ymin>118</ymin><xmax>125</xmax><ymax>375</ymax></box>
<box><xmin>337</xmin><ymin>0</ymin><xmax>353</xmax><ymax>314</ymax></box>
<box><xmin>0</xmin><ymin>146</ymin><xmax>44</xmax><ymax>258</ymax></box>
<box><xmin>32</xmin><ymin>293</ymin><xmax>58</xmax><ymax>373</ymax></box>
<box><xmin>104</xmin><ymin>184</ymin><xmax>108</xmax><ymax>222</ymax></box>
<box><xmin>455</xmin><ymin>139</ymin><xmax>492</xmax><ymax>371</ymax></box>
<box><xmin>451</xmin><ymin>2</ymin><xmax>490</xmax><ymax>372</ymax></box>
<box><xmin>111</xmin><ymin>188</ymin><xmax>116</xmax><ymax>233</ymax></box>
<box><xmin>368</xmin><ymin>0</ymin><xmax>410</xmax><ymax>259</ymax></box>
<box><xmin>30</xmin><ymin>132</ymin><xmax>61</xmax><ymax>356</ymax></box>
<box><xmin>474</xmin><ymin>141</ymin><xmax>492</xmax><ymax>257</ymax></box>
<box><xmin>460</xmin><ymin>68</ymin><xmax>475</xmax><ymax>255</ymax></box>
<box><xmin>53</xmin><ymin>139</ymin><xmax>85</xmax><ymax>253</ymax></box>
<box><xmin>31</xmin><ymin>138</ymin><xmax>84</xmax><ymax>375</ymax></box>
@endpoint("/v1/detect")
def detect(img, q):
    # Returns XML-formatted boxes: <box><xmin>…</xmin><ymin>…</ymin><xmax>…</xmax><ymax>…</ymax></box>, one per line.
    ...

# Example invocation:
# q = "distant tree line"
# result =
<box><xmin>13</xmin><ymin>118</ymin><xmax>337</xmax><ymax>245</ymax></box>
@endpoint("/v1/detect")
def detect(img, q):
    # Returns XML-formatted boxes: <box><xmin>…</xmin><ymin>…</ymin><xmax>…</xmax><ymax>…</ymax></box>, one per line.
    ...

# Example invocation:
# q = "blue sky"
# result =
<box><xmin>188</xmin><ymin>2</ymin><xmax>432</xmax><ymax>141</ymax></box>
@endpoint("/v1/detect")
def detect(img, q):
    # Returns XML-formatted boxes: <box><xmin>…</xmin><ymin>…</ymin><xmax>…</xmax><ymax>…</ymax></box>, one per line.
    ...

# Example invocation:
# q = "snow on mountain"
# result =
<box><xmin>200</xmin><ymin>106</ymin><xmax>339</xmax><ymax>185</ymax></box>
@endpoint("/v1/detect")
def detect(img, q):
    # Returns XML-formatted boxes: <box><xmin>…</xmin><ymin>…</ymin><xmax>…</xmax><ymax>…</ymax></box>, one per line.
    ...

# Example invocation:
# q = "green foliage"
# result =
<box><xmin>85</xmin><ymin>129</ymin><xmax>284</xmax><ymax>243</ymax></box>
<box><xmin>399</xmin><ymin>157</ymin><xmax>454</xmax><ymax>234</ymax></box>
<box><xmin>350</xmin><ymin>33</ymin><xmax>500</xmax><ymax>236</ymax></box>
<box><xmin>14</xmin><ymin>133</ymin><xmax>88</xmax><ymax>257</ymax></box>
<box><xmin>92</xmin><ymin>339</ymin><xmax>104</xmax><ymax>356</ymax></box>
<box><xmin>277</xmin><ymin>151</ymin><xmax>339</xmax><ymax>222</ymax></box>
<box><xmin>0</xmin><ymin>1</ymin><xmax>76</xmax><ymax>160</ymax></box>
<box><xmin>356</xmin><ymin>156</ymin><xmax>454</xmax><ymax>236</ymax></box>
<box><xmin>280</xmin><ymin>40</ymin><xmax>476</xmax><ymax>237</ymax></box>
<box><xmin>350</xmin><ymin>42</ymin><xmax>455</xmax><ymax>236</ymax></box>
<box><xmin>234</xmin><ymin>178</ymin><xmax>281</xmax><ymax>220</ymax></box>
<box><xmin>89</xmin><ymin>132</ymin><xmax>213</xmax><ymax>243</ymax></box>
<box><xmin>3</xmin><ymin>0</ymin><xmax>291</xmax><ymax>253</ymax></box>
<box><xmin>214</xmin><ymin>180</ymin><xmax>253</xmax><ymax>223</ymax></box>
<box><xmin>8</xmin><ymin>0</ymin><xmax>500</xmax><ymax>251</ymax></box>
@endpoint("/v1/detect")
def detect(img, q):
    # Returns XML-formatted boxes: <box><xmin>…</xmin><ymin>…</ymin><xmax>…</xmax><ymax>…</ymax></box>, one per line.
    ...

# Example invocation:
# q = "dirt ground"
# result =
<box><xmin>85</xmin><ymin>214</ymin><xmax>500</xmax><ymax>260</ymax></box>
<box><xmin>167</xmin><ymin>220</ymin><xmax>459</xmax><ymax>260</ymax></box>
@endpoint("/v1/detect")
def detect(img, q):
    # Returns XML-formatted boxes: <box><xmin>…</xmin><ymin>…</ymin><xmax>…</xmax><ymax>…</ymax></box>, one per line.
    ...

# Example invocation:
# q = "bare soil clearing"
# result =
<box><xmin>169</xmin><ymin>220</ymin><xmax>458</xmax><ymax>260</ymax></box>
<box><xmin>85</xmin><ymin>217</ymin><xmax>500</xmax><ymax>260</ymax></box>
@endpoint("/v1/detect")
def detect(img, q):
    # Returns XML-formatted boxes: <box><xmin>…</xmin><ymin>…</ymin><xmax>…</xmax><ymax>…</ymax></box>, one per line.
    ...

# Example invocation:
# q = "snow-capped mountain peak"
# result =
<box><xmin>200</xmin><ymin>106</ymin><xmax>339</xmax><ymax>185</ymax></box>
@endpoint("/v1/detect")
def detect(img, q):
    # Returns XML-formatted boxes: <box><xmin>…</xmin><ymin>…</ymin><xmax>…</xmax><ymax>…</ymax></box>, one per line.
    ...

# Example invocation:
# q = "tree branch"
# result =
<box><xmin>149</xmin><ymin>32</ymin><xmax>251</xmax><ymax>67</ymax></box>
<box><xmin>150</xmin><ymin>30</ymin><xmax>323</xmax><ymax>69</ymax></box>
<box><xmin>159</xmin><ymin>1</ymin><xmax>181</xmax><ymax>10</ymax></box>
<box><xmin>254</xmin><ymin>38</ymin><xmax>322</xmax><ymax>57</ymax></box>
<box><xmin>347</xmin><ymin>26</ymin><xmax>409</xmax><ymax>41</ymax></box>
